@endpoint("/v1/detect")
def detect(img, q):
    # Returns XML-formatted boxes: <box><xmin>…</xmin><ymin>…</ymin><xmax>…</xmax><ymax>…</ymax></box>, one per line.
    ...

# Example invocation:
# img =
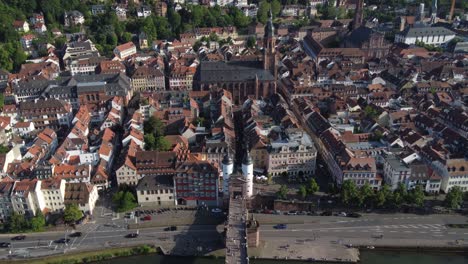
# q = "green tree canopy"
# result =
<box><xmin>374</xmin><ymin>184</ymin><xmax>391</xmax><ymax>208</ymax></box>
<box><xmin>298</xmin><ymin>185</ymin><xmax>307</xmax><ymax>200</ymax></box>
<box><xmin>277</xmin><ymin>185</ymin><xmax>288</xmax><ymax>200</ymax></box>
<box><xmin>407</xmin><ymin>185</ymin><xmax>425</xmax><ymax>207</ymax></box>
<box><xmin>30</xmin><ymin>210</ymin><xmax>46</xmax><ymax>232</ymax></box>
<box><xmin>444</xmin><ymin>186</ymin><xmax>464</xmax><ymax>209</ymax></box>
<box><xmin>358</xmin><ymin>182</ymin><xmax>374</xmax><ymax>207</ymax></box>
<box><xmin>341</xmin><ymin>180</ymin><xmax>358</xmax><ymax>205</ymax></box>
<box><xmin>307</xmin><ymin>178</ymin><xmax>319</xmax><ymax>196</ymax></box>
<box><xmin>64</xmin><ymin>204</ymin><xmax>83</xmax><ymax>223</ymax></box>
<box><xmin>113</xmin><ymin>191</ymin><xmax>137</xmax><ymax>213</ymax></box>
<box><xmin>8</xmin><ymin>212</ymin><xmax>28</xmax><ymax>233</ymax></box>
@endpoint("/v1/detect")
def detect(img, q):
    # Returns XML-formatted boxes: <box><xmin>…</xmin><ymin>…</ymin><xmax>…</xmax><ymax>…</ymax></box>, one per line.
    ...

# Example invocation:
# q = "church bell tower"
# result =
<box><xmin>263</xmin><ymin>10</ymin><xmax>277</xmax><ymax>79</ymax></box>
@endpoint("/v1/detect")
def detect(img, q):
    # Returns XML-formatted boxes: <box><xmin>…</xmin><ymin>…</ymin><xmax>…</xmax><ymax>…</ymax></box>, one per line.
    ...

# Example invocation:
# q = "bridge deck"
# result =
<box><xmin>225</xmin><ymin>195</ymin><xmax>248</xmax><ymax>264</ymax></box>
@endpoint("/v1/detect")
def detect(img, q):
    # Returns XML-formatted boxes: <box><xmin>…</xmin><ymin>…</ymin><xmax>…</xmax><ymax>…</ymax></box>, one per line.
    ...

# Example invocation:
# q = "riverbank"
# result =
<box><xmin>1</xmin><ymin>245</ymin><xmax>157</xmax><ymax>264</ymax></box>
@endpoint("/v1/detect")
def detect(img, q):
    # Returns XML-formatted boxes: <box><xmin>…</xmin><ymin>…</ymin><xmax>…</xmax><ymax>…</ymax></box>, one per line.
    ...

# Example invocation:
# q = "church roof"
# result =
<box><xmin>199</xmin><ymin>61</ymin><xmax>274</xmax><ymax>82</ymax></box>
<box><xmin>347</xmin><ymin>26</ymin><xmax>375</xmax><ymax>47</ymax></box>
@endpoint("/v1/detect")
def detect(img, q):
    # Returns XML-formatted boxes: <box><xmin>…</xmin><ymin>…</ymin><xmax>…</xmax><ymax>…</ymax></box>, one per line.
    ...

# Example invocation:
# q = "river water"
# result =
<box><xmin>100</xmin><ymin>250</ymin><xmax>468</xmax><ymax>264</ymax></box>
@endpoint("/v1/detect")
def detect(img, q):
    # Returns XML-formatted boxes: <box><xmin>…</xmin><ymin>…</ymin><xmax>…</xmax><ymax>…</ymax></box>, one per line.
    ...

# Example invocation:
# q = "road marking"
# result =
<box><xmin>403</xmin><ymin>231</ymin><xmax>413</xmax><ymax>233</ymax></box>
<box><xmin>408</xmin><ymin>225</ymin><xmax>419</xmax><ymax>228</ymax></box>
<box><xmin>418</xmin><ymin>231</ymin><xmax>427</xmax><ymax>234</ymax></box>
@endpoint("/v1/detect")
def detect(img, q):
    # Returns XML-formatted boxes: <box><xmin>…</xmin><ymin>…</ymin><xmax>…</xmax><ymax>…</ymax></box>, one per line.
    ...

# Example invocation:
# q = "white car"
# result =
<box><xmin>211</xmin><ymin>208</ymin><xmax>222</xmax><ymax>213</ymax></box>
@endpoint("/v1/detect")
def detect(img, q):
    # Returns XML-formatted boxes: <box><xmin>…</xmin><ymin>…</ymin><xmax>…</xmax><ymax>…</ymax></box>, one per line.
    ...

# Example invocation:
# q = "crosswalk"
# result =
<box><xmin>379</xmin><ymin>224</ymin><xmax>446</xmax><ymax>229</ymax></box>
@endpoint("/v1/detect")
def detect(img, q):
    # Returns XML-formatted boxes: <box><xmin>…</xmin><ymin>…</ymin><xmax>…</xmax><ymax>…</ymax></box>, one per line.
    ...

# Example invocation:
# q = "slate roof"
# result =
<box><xmin>136</xmin><ymin>175</ymin><xmax>173</xmax><ymax>191</ymax></box>
<box><xmin>348</xmin><ymin>26</ymin><xmax>375</xmax><ymax>47</ymax></box>
<box><xmin>199</xmin><ymin>61</ymin><xmax>274</xmax><ymax>82</ymax></box>
<box><xmin>402</xmin><ymin>27</ymin><xmax>455</xmax><ymax>38</ymax></box>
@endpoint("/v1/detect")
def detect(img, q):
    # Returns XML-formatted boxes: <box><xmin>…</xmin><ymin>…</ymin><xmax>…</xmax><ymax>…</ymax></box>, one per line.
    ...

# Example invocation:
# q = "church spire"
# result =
<box><xmin>264</xmin><ymin>9</ymin><xmax>274</xmax><ymax>40</ymax></box>
<box><xmin>352</xmin><ymin>0</ymin><xmax>364</xmax><ymax>30</ymax></box>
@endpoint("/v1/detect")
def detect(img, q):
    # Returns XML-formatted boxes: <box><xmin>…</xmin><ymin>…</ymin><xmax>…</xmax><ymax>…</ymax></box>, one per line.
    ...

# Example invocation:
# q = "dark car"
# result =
<box><xmin>0</xmin><ymin>242</ymin><xmax>11</xmax><ymax>248</ymax></box>
<box><xmin>54</xmin><ymin>238</ymin><xmax>70</xmax><ymax>244</ymax></box>
<box><xmin>274</xmin><ymin>224</ymin><xmax>287</xmax><ymax>229</ymax></box>
<box><xmin>320</xmin><ymin>211</ymin><xmax>332</xmax><ymax>216</ymax></box>
<box><xmin>347</xmin><ymin>212</ymin><xmax>362</xmax><ymax>218</ymax></box>
<box><xmin>69</xmin><ymin>232</ymin><xmax>82</xmax><ymax>237</ymax></box>
<box><xmin>11</xmin><ymin>235</ymin><xmax>26</xmax><ymax>241</ymax></box>
<box><xmin>125</xmin><ymin>233</ymin><xmax>139</xmax><ymax>238</ymax></box>
<box><xmin>164</xmin><ymin>226</ymin><xmax>177</xmax><ymax>231</ymax></box>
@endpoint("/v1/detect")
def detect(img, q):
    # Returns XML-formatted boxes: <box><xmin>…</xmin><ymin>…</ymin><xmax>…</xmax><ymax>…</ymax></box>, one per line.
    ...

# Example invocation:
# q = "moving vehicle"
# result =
<box><xmin>69</xmin><ymin>232</ymin><xmax>82</xmax><ymax>237</ymax></box>
<box><xmin>347</xmin><ymin>212</ymin><xmax>362</xmax><ymax>218</ymax></box>
<box><xmin>125</xmin><ymin>233</ymin><xmax>139</xmax><ymax>238</ymax></box>
<box><xmin>11</xmin><ymin>235</ymin><xmax>26</xmax><ymax>241</ymax></box>
<box><xmin>274</xmin><ymin>224</ymin><xmax>287</xmax><ymax>229</ymax></box>
<box><xmin>164</xmin><ymin>226</ymin><xmax>177</xmax><ymax>231</ymax></box>
<box><xmin>54</xmin><ymin>238</ymin><xmax>70</xmax><ymax>244</ymax></box>
<box><xmin>0</xmin><ymin>242</ymin><xmax>11</xmax><ymax>248</ymax></box>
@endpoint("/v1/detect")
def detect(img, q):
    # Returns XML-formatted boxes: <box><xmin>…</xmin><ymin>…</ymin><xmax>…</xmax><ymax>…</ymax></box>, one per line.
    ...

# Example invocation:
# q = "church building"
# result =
<box><xmin>194</xmin><ymin>11</ymin><xmax>277</xmax><ymax>105</ymax></box>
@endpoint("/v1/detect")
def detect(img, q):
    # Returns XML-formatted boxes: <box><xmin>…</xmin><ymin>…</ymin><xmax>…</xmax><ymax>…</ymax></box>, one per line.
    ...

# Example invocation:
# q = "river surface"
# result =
<box><xmin>100</xmin><ymin>250</ymin><xmax>468</xmax><ymax>264</ymax></box>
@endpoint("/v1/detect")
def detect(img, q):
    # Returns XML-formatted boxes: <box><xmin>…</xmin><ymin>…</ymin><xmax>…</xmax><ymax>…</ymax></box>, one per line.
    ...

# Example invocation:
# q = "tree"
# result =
<box><xmin>374</xmin><ymin>184</ymin><xmax>391</xmax><ymax>208</ymax></box>
<box><xmin>392</xmin><ymin>183</ymin><xmax>407</xmax><ymax>208</ymax></box>
<box><xmin>358</xmin><ymin>183</ymin><xmax>374</xmax><ymax>207</ymax></box>
<box><xmin>144</xmin><ymin>133</ymin><xmax>156</xmax><ymax>151</ymax></box>
<box><xmin>8</xmin><ymin>212</ymin><xmax>28</xmax><ymax>233</ymax></box>
<box><xmin>277</xmin><ymin>185</ymin><xmax>288</xmax><ymax>200</ymax></box>
<box><xmin>270</xmin><ymin>0</ymin><xmax>282</xmax><ymax>17</ymax></box>
<box><xmin>257</xmin><ymin>1</ymin><xmax>271</xmax><ymax>24</ymax></box>
<box><xmin>0</xmin><ymin>144</ymin><xmax>9</xmax><ymax>154</ymax></box>
<box><xmin>154</xmin><ymin>136</ymin><xmax>171</xmax><ymax>151</ymax></box>
<box><xmin>30</xmin><ymin>210</ymin><xmax>46</xmax><ymax>232</ymax></box>
<box><xmin>341</xmin><ymin>180</ymin><xmax>358</xmax><ymax>205</ymax></box>
<box><xmin>407</xmin><ymin>185</ymin><xmax>425</xmax><ymax>207</ymax></box>
<box><xmin>298</xmin><ymin>185</ymin><xmax>307</xmax><ymax>200</ymax></box>
<box><xmin>307</xmin><ymin>178</ymin><xmax>319</xmax><ymax>196</ymax></box>
<box><xmin>63</xmin><ymin>204</ymin><xmax>83</xmax><ymax>223</ymax></box>
<box><xmin>246</xmin><ymin>36</ymin><xmax>256</xmax><ymax>48</ymax></box>
<box><xmin>444</xmin><ymin>186</ymin><xmax>464</xmax><ymax>209</ymax></box>
<box><xmin>113</xmin><ymin>191</ymin><xmax>137</xmax><ymax>212</ymax></box>
<box><xmin>144</xmin><ymin>116</ymin><xmax>165</xmax><ymax>137</ymax></box>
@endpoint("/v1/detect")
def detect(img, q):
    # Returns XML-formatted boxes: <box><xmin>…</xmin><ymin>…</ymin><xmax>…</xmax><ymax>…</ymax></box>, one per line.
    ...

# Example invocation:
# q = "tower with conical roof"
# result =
<box><xmin>242</xmin><ymin>150</ymin><xmax>254</xmax><ymax>198</ymax></box>
<box><xmin>263</xmin><ymin>9</ymin><xmax>277</xmax><ymax>79</ymax></box>
<box><xmin>221</xmin><ymin>151</ymin><xmax>234</xmax><ymax>196</ymax></box>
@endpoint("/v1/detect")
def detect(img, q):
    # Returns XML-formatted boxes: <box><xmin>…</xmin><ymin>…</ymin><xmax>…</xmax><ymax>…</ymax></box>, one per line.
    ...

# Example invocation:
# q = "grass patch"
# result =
<box><xmin>447</xmin><ymin>224</ymin><xmax>468</xmax><ymax>228</ymax></box>
<box><xmin>3</xmin><ymin>245</ymin><xmax>157</xmax><ymax>264</ymax></box>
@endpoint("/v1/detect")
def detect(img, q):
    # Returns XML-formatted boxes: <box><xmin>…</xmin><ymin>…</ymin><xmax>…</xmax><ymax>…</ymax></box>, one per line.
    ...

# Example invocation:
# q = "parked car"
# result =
<box><xmin>142</xmin><ymin>215</ymin><xmax>152</xmax><ymax>221</ymax></box>
<box><xmin>287</xmin><ymin>211</ymin><xmax>297</xmax><ymax>215</ymax></box>
<box><xmin>11</xmin><ymin>235</ymin><xmax>26</xmax><ymax>241</ymax></box>
<box><xmin>0</xmin><ymin>242</ymin><xmax>11</xmax><ymax>248</ymax></box>
<box><xmin>125</xmin><ymin>233</ymin><xmax>138</xmax><ymax>238</ymax></box>
<box><xmin>347</xmin><ymin>212</ymin><xmax>362</xmax><ymax>218</ymax></box>
<box><xmin>274</xmin><ymin>224</ymin><xmax>287</xmax><ymax>229</ymax></box>
<box><xmin>69</xmin><ymin>232</ymin><xmax>82</xmax><ymax>237</ymax></box>
<box><xmin>320</xmin><ymin>211</ymin><xmax>332</xmax><ymax>216</ymax></box>
<box><xmin>54</xmin><ymin>238</ymin><xmax>70</xmax><ymax>244</ymax></box>
<box><xmin>338</xmin><ymin>212</ymin><xmax>347</xmax><ymax>217</ymax></box>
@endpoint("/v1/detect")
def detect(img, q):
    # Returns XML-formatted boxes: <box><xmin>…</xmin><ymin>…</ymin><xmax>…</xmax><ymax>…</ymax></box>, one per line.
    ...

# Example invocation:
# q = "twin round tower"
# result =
<box><xmin>221</xmin><ymin>151</ymin><xmax>254</xmax><ymax>198</ymax></box>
